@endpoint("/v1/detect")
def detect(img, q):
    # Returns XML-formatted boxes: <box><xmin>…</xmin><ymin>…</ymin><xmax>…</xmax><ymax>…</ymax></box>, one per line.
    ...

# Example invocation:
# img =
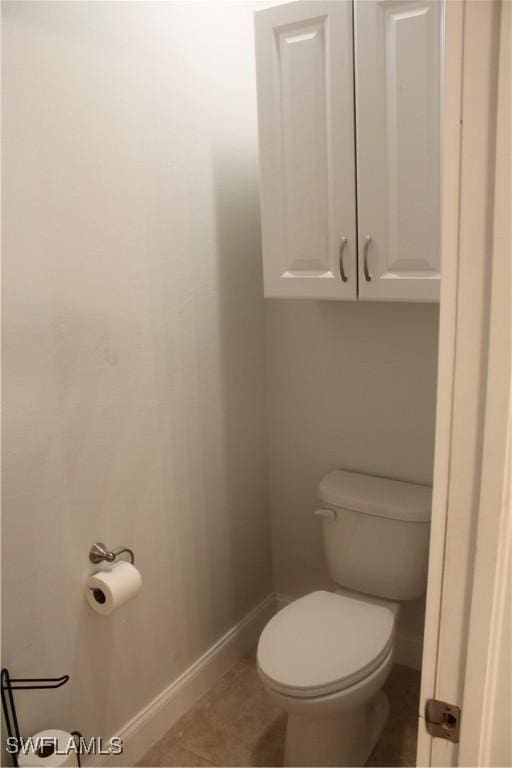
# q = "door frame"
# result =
<box><xmin>417</xmin><ymin>1</ymin><xmax>511</xmax><ymax>765</ymax></box>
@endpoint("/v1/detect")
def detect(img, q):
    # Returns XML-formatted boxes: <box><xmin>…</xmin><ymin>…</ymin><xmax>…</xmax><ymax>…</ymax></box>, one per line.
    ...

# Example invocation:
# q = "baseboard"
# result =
<box><xmin>275</xmin><ymin>592</ymin><xmax>294</xmax><ymax>611</ymax></box>
<box><xmin>394</xmin><ymin>632</ymin><xmax>423</xmax><ymax>671</ymax></box>
<box><xmin>94</xmin><ymin>593</ymin><xmax>276</xmax><ymax>767</ymax></box>
<box><xmin>275</xmin><ymin>592</ymin><xmax>423</xmax><ymax>671</ymax></box>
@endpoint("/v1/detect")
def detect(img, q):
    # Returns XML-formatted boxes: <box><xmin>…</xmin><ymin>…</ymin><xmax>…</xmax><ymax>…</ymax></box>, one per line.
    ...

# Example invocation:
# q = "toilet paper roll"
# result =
<box><xmin>17</xmin><ymin>730</ymin><xmax>79</xmax><ymax>767</ymax></box>
<box><xmin>86</xmin><ymin>561</ymin><xmax>142</xmax><ymax>615</ymax></box>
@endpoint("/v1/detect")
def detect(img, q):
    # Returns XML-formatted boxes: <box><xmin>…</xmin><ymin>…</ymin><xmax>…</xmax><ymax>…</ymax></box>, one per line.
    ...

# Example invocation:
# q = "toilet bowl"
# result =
<box><xmin>257</xmin><ymin>470</ymin><xmax>432</xmax><ymax>767</ymax></box>
<box><xmin>257</xmin><ymin>590</ymin><xmax>397</xmax><ymax>767</ymax></box>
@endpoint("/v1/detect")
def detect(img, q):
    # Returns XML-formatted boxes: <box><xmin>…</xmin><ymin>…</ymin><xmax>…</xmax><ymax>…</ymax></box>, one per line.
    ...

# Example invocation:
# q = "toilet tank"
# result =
<box><xmin>317</xmin><ymin>470</ymin><xmax>432</xmax><ymax>601</ymax></box>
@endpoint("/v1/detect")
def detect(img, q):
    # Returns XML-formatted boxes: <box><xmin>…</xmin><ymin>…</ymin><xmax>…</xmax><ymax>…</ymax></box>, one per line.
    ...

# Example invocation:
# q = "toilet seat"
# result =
<box><xmin>257</xmin><ymin>591</ymin><xmax>395</xmax><ymax>699</ymax></box>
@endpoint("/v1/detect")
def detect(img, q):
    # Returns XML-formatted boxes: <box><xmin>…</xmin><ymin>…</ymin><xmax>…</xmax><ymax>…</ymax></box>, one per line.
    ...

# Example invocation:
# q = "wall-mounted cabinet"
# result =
<box><xmin>255</xmin><ymin>0</ymin><xmax>442</xmax><ymax>302</ymax></box>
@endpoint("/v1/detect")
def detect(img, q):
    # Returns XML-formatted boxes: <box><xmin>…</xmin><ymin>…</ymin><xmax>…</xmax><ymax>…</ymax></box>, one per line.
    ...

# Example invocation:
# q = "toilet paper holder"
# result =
<box><xmin>89</xmin><ymin>542</ymin><xmax>135</xmax><ymax>565</ymax></box>
<box><xmin>1</xmin><ymin>668</ymin><xmax>82</xmax><ymax>768</ymax></box>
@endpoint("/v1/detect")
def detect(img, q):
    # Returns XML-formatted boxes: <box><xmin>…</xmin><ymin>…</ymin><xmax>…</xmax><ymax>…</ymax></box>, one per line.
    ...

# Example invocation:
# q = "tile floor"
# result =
<box><xmin>138</xmin><ymin>654</ymin><xmax>420</xmax><ymax>767</ymax></box>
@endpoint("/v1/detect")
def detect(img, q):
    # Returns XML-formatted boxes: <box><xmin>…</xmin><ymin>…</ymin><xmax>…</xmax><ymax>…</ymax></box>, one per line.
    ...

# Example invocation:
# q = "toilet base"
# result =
<box><xmin>283</xmin><ymin>690</ymin><xmax>389</xmax><ymax>767</ymax></box>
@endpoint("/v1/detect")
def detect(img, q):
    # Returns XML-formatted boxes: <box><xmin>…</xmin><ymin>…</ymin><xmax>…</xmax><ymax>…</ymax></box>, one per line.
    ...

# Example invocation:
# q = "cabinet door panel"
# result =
<box><xmin>355</xmin><ymin>0</ymin><xmax>442</xmax><ymax>302</ymax></box>
<box><xmin>255</xmin><ymin>1</ymin><xmax>357</xmax><ymax>299</ymax></box>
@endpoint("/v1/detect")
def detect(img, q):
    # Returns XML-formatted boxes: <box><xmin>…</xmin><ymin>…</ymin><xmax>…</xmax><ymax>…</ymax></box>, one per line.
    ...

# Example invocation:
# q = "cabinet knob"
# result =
<box><xmin>363</xmin><ymin>236</ymin><xmax>372</xmax><ymax>282</ymax></box>
<box><xmin>339</xmin><ymin>237</ymin><xmax>348</xmax><ymax>282</ymax></box>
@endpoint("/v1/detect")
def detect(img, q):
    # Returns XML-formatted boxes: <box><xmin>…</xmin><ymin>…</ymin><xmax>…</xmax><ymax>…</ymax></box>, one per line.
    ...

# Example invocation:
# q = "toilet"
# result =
<box><xmin>257</xmin><ymin>469</ymin><xmax>432</xmax><ymax>767</ymax></box>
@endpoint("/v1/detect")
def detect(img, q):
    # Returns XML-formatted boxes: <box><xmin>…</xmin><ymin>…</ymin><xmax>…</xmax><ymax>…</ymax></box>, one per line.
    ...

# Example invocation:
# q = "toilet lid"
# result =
<box><xmin>257</xmin><ymin>591</ymin><xmax>395</xmax><ymax>698</ymax></box>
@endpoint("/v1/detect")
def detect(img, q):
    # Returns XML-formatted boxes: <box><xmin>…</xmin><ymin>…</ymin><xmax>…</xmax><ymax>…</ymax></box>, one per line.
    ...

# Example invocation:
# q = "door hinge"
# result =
<box><xmin>425</xmin><ymin>699</ymin><xmax>461</xmax><ymax>743</ymax></box>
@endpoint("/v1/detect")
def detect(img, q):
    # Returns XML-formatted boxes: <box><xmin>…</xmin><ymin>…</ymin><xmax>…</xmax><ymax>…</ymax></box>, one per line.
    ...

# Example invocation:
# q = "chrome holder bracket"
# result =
<box><xmin>89</xmin><ymin>542</ymin><xmax>135</xmax><ymax>565</ymax></box>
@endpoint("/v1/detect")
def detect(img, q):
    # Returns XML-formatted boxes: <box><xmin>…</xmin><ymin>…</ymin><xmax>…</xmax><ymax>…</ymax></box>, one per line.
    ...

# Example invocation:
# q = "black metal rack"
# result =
<box><xmin>1</xmin><ymin>668</ymin><xmax>81</xmax><ymax>767</ymax></box>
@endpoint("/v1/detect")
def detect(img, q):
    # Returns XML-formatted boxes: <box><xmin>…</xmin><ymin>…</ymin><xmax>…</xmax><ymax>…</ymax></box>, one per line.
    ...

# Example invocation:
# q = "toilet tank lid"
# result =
<box><xmin>318</xmin><ymin>470</ymin><xmax>432</xmax><ymax>522</ymax></box>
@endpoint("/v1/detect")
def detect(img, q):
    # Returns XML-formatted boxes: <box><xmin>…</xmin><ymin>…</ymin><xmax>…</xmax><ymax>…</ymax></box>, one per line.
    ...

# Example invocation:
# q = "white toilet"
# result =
<box><xmin>257</xmin><ymin>469</ymin><xmax>432</xmax><ymax>767</ymax></box>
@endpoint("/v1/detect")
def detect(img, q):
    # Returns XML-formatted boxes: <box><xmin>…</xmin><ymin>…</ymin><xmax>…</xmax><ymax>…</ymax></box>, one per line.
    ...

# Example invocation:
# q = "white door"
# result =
<box><xmin>254</xmin><ymin>1</ymin><xmax>357</xmax><ymax>300</ymax></box>
<box><xmin>355</xmin><ymin>0</ymin><xmax>442</xmax><ymax>302</ymax></box>
<box><xmin>418</xmin><ymin>1</ymin><xmax>511</xmax><ymax>765</ymax></box>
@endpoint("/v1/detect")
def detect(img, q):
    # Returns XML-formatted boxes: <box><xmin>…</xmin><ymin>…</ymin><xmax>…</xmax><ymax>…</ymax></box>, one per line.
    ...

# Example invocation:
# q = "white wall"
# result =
<box><xmin>2</xmin><ymin>0</ymin><xmax>440</xmax><ymax>748</ymax></box>
<box><xmin>2</xmin><ymin>0</ymin><xmax>272</xmax><ymax>745</ymax></box>
<box><xmin>266</xmin><ymin>300</ymin><xmax>439</xmax><ymax>642</ymax></box>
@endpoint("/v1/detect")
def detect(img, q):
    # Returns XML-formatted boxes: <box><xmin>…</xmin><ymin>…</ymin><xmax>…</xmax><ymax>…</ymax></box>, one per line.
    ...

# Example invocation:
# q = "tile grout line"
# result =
<box><xmin>150</xmin><ymin>660</ymin><xmax>255</xmax><ymax>766</ymax></box>
<box><xmin>180</xmin><ymin>744</ymin><xmax>216</xmax><ymax>767</ymax></box>
<box><xmin>174</xmin><ymin>660</ymin><xmax>254</xmax><ymax>765</ymax></box>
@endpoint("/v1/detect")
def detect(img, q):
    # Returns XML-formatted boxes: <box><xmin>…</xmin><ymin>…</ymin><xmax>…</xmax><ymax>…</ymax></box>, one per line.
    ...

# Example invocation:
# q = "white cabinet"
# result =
<box><xmin>255</xmin><ymin>0</ymin><xmax>442</xmax><ymax>302</ymax></box>
<box><xmin>254</xmin><ymin>1</ymin><xmax>357</xmax><ymax>300</ymax></box>
<box><xmin>355</xmin><ymin>0</ymin><xmax>442</xmax><ymax>301</ymax></box>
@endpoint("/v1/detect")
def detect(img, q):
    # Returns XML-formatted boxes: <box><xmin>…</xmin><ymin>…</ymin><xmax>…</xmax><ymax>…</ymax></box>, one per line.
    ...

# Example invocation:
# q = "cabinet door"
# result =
<box><xmin>355</xmin><ymin>0</ymin><xmax>442</xmax><ymax>302</ymax></box>
<box><xmin>255</xmin><ymin>1</ymin><xmax>356</xmax><ymax>300</ymax></box>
